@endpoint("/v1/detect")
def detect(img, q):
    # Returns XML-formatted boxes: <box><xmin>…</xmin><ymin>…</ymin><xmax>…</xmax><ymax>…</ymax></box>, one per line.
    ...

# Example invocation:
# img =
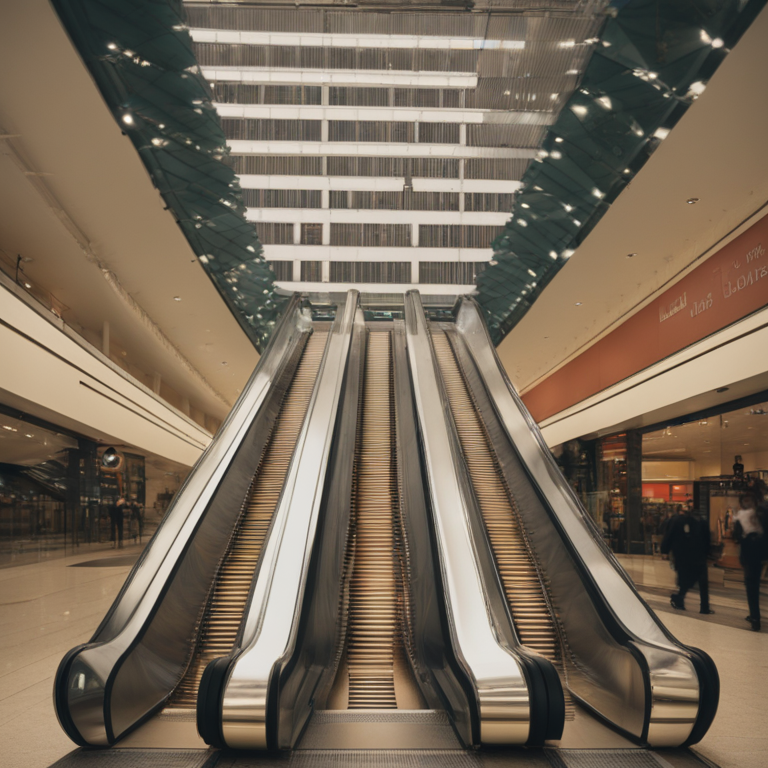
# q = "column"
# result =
<box><xmin>626</xmin><ymin>430</ymin><xmax>644</xmax><ymax>555</ymax></box>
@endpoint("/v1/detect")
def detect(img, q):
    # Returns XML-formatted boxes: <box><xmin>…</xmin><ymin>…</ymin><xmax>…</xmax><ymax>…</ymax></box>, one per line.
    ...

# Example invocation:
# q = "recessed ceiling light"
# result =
<box><xmin>555</xmin><ymin>137</ymin><xmax>564</xmax><ymax>143</ymax></box>
<box><xmin>627</xmin><ymin>253</ymin><xmax>637</xmax><ymax>258</ymax></box>
<box><xmin>122</xmin><ymin>113</ymin><xmax>134</xmax><ymax>125</ymax></box>
<box><xmin>575</xmin><ymin>302</ymin><xmax>583</xmax><ymax>306</ymax></box>
<box><xmin>686</xmin><ymin>197</ymin><xmax>700</xmax><ymax>204</ymax></box>
<box><xmin>173</xmin><ymin>296</ymin><xmax>181</xmax><ymax>301</ymax></box>
<box><xmin>221</xmin><ymin>361</ymin><xmax>228</xmax><ymax>365</ymax></box>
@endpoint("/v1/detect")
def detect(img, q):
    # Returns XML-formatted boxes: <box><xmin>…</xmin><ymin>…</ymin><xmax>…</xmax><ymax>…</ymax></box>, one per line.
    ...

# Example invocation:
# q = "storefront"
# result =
<box><xmin>0</xmin><ymin>408</ymin><xmax>191</xmax><ymax>567</ymax></box>
<box><xmin>559</xmin><ymin>392</ymin><xmax>768</xmax><ymax>558</ymax></box>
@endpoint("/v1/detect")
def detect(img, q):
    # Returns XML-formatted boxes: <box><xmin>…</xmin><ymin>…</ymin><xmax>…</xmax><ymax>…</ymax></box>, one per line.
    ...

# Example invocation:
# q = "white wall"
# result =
<box><xmin>0</xmin><ymin>281</ymin><xmax>210</xmax><ymax>466</ymax></box>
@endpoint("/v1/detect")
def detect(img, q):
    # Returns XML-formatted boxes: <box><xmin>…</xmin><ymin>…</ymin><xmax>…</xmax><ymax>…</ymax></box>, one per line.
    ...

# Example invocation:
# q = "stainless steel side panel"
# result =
<box><xmin>455</xmin><ymin>297</ymin><xmax>700</xmax><ymax>747</ymax></box>
<box><xmin>403</xmin><ymin>291</ymin><xmax>530</xmax><ymax>746</ymax></box>
<box><xmin>220</xmin><ymin>291</ymin><xmax>358</xmax><ymax>750</ymax></box>
<box><xmin>57</xmin><ymin>297</ymin><xmax>309</xmax><ymax>746</ymax></box>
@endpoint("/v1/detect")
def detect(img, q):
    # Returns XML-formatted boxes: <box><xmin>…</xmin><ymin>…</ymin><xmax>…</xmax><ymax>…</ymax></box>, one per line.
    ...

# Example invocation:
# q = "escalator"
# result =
<box><xmin>172</xmin><ymin>330</ymin><xmax>328</xmax><ymax>708</ymax></box>
<box><xmin>422</xmin><ymin>293</ymin><xmax>719</xmax><ymax>748</ymax></box>
<box><xmin>54</xmin><ymin>293</ymin><xmax>354</xmax><ymax>747</ymax></box>
<box><xmin>431</xmin><ymin>330</ymin><xmax>574</xmax><ymax>719</ymax></box>
<box><xmin>54</xmin><ymin>290</ymin><xmax>719</xmax><ymax>759</ymax></box>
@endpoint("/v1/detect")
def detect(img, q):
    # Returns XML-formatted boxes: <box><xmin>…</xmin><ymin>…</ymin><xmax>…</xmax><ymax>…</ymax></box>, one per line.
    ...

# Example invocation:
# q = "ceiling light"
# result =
<box><xmin>173</xmin><ymin>296</ymin><xmax>181</xmax><ymax>301</ymax></box>
<box><xmin>563</xmin><ymin>204</ymin><xmax>573</xmax><ymax>212</ymax></box>
<box><xmin>555</xmin><ymin>137</ymin><xmax>563</xmax><ymax>143</ymax></box>
<box><xmin>562</xmin><ymin>249</ymin><xmax>574</xmax><ymax>259</ymax></box>
<box><xmin>572</xmin><ymin>105</ymin><xmax>588</xmax><ymax>117</ymax></box>
<box><xmin>503</xmin><ymin>90</ymin><xmax>511</xmax><ymax>96</ymax></box>
<box><xmin>653</xmin><ymin>127</ymin><xmax>670</xmax><ymax>140</ymax></box>
<box><xmin>559</xmin><ymin>40</ymin><xmax>576</xmax><ymax>48</ymax></box>
<box><xmin>122</xmin><ymin>113</ymin><xmax>134</xmax><ymax>125</ymax></box>
<box><xmin>566</xmin><ymin>69</ymin><xmax>579</xmax><ymax>75</ymax></box>
<box><xmin>2</xmin><ymin>425</ymin><xmax>16</xmax><ymax>432</ymax></box>
<box><xmin>700</xmin><ymin>30</ymin><xmax>712</xmax><ymax>44</ymax></box>
<box><xmin>107</xmin><ymin>42</ymin><xmax>118</xmax><ymax>50</ymax></box>
<box><xmin>25</xmin><ymin>434</ymin><xmax>33</xmax><ymax>438</ymax></box>
<box><xmin>575</xmin><ymin>302</ymin><xmax>582</xmax><ymax>306</ymax></box>
<box><xmin>549</xmin><ymin>251</ymin><xmax>557</xmax><ymax>259</ymax></box>
<box><xmin>689</xmin><ymin>81</ymin><xmax>706</xmax><ymax>96</ymax></box>
<box><xmin>24</xmin><ymin>282</ymin><xmax>31</xmax><ymax>289</ymax></box>
<box><xmin>627</xmin><ymin>253</ymin><xmax>637</xmax><ymax>258</ymax></box>
<box><xmin>527</xmin><ymin>269</ymin><xmax>536</xmax><ymax>277</ymax></box>
<box><xmin>686</xmin><ymin>197</ymin><xmax>699</xmax><ymax>204</ymax></box>
<box><xmin>623</xmin><ymin>168</ymin><xmax>631</xmax><ymax>174</ymax></box>
<box><xmin>550</xmin><ymin>93</ymin><xmax>559</xmax><ymax>100</ymax></box>
<box><xmin>591</xmin><ymin>187</ymin><xmax>603</xmax><ymax>198</ymax></box>
<box><xmin>711</xmin><ymin>38</ymin><xmax>724</xmax><ymax>48</ymax></box>
<box><xmin>520</xmin><ymin>203</ymin><xmax>530</xmax><ymax>209</ymax></box>
<box><xmin>517</xmin><ymin>219</ymin><xmax>528</xmax><ymax>227</ymax></box>
<box><xmin>596</xmin><ymin>96</ymin><xmax>612</xmax><ymax>110</ymax></box>
<box><xmin>550</xmin><ymin>150</ymin><xmax>562</xmax><ymax>159</ymax></box>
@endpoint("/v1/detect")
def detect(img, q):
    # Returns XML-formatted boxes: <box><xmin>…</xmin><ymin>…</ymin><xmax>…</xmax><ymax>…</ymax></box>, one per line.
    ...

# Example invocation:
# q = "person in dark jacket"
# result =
<box><xmin>109</xmin><ymin>497</ymin><xmax>126</xmax><ymax>549</ymax></box>
<box><xmin>661</xmin><ymin>505</ymin><xmax>713</xmax><ymax>614</ymax></box>
<box><xmin>734</xmin><ymin>492</ymin><xmax>765</xmax><ymax>631</ymax></box>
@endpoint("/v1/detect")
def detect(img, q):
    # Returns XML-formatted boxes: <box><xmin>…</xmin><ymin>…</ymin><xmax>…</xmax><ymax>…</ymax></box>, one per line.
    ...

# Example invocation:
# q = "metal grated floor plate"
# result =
<box><xmin>48</xmin><ymin>749</ymin><xmax>214</xmax><ymax>768</ymax></box>
<box><xmin>546</xmin><ymin>750</ymin><xmax>699</xmax><ymax>768</ymax></box>
<box><xmin>312</xmin><ymin>710</ymin><xmax>449</xmax><ymax>724</ymax></box>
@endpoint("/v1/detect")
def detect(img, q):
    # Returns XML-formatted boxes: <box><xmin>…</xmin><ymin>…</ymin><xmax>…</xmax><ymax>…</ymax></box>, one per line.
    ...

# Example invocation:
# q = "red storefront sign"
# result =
<box><xmin>522</xmin><ymin>213</ymin><xmax>768</xmax><ymax>423</ymax></box>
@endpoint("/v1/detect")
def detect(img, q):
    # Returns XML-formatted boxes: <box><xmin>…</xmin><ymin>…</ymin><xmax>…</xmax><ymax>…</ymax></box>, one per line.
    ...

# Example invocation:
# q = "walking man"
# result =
<box><xmin>661</xmin><ymin>503</ymin><xmax>712</xmax><ymax>614</ymax></box>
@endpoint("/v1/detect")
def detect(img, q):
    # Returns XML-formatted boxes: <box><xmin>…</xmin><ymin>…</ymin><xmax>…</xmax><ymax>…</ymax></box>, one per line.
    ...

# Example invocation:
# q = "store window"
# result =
<box><xmin>0</xmin><ymin>411</ymin><xmax>190</xmax><ymax>568</ymax></box>
<box><xmin>567</xmin><ymin>396</ymin><xmax>768</xmax><ymax>560</ymax></box>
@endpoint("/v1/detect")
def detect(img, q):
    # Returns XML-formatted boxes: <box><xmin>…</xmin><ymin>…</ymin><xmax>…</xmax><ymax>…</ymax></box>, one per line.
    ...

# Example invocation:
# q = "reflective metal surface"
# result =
<box><xmin>403</xmin><ymin>291</ymin><xmax>530</xmax><ymax>746</ymax></box>
<box><xmin>220</xmin><ymin>291</ymin><xmax>358</xmax><ymax>749</ymax></box>
<box><xmin>432</xmin><ymin>329</ymin><xmax>573</xmax><ymax>721</ymax></box>
<box><xmin>455</xmin><ymin>297</ymin><xmax>703</xmax><ymax>747</ymax></box>
<box><xmin>173</xmin><ymin>330</ymin><xmax>328</xmax><ymax>706</ymax></box>
<box><xmin>55</xmin><ymin>296</ymin><xmax>310</xmax><ymax>746</ymax></box>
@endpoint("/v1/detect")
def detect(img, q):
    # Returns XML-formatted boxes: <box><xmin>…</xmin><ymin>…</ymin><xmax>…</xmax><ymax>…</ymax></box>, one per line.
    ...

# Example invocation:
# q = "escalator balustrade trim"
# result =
<box><xmin>172</xmin><ymin>331</ymin><xmax>328</xmax><ymax>707</ymax></box>
<box><xmin>431</xmin><ymin>331</ymin><xmax>574</xmax><ymax>717</ymax></box>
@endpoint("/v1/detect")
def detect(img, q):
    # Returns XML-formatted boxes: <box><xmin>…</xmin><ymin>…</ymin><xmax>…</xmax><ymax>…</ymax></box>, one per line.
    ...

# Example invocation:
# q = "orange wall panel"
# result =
<box><xmin>522</xmin><ymin>214</ymin><xmax>768</xmax><ymax>424</ymax></box>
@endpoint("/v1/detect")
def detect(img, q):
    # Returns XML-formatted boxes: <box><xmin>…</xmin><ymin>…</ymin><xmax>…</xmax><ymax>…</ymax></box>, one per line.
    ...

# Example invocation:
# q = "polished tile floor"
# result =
<box><xmin>1</xmin><ymin>547</ymin><xmax>765</xmax><ymax>767</ymax></box>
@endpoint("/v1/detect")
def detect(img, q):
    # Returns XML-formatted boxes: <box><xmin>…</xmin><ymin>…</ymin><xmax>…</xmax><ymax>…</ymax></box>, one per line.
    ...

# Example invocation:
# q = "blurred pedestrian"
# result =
<box><xmin>661</xmin><ymin>503</ymin><xmax>712</xmax><ymax>614</ymax></box>
<box><xmin>734</xmin><ymin>492</ymin><xmax>765</xmax><ymax>631</ymax></box>
<box><xmin>109</xmin><ymin>497</ymin><xmax>126</xmax><ymax>549</ymax></box>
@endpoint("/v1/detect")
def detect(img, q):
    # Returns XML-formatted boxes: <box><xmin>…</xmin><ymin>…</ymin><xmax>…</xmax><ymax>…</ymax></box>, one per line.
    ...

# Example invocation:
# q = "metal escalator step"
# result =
<box><xmin>168</xmin><ymin>331</ymin><xmax>327</xmax><ymax>709</ymax></box>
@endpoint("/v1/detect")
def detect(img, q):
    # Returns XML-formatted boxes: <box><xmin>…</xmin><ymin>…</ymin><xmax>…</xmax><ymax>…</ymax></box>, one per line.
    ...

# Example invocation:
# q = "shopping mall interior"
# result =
<box><xmin>1</xmin><ymin>0</ymin><xmax>767</xmax><ymax>767</ymax></box>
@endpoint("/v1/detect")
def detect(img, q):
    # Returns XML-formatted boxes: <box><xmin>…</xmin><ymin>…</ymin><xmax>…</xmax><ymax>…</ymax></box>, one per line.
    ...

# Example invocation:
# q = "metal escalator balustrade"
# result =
<box><xmin>431</xmin><ymin>330</ymin><xmax>573</xmax><ymax>716</ymax></box>
<box><xmin>172</xmin><ymin>330</ymin><xmax>329</xmax><ymax>708</ymax></box>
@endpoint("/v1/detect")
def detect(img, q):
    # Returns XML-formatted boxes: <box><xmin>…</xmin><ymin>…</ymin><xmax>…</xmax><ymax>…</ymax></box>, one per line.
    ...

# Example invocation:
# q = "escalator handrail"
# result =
<box><xmin>455</xmin><ymin>296</ymin><xmax>717</xmax><ymax>746</ymax></box>
<box><xmin>403</xmin><ymin>290</ymin><xmax>531</xmax><ymax>747</ymax></box>
<box><xmin>53</xmin><ymin>295</ymin><xmax>308</xmax><ymax>746</ymax></box>
<box><xmin>217</xmin><ymin>290</ymin><xmax>358</xmax><ymax>750</ymax></box>
<box><xmin>95</xmin><ymin>294</ymin><xmax>308</xmax><ymax>642</ymax></box>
